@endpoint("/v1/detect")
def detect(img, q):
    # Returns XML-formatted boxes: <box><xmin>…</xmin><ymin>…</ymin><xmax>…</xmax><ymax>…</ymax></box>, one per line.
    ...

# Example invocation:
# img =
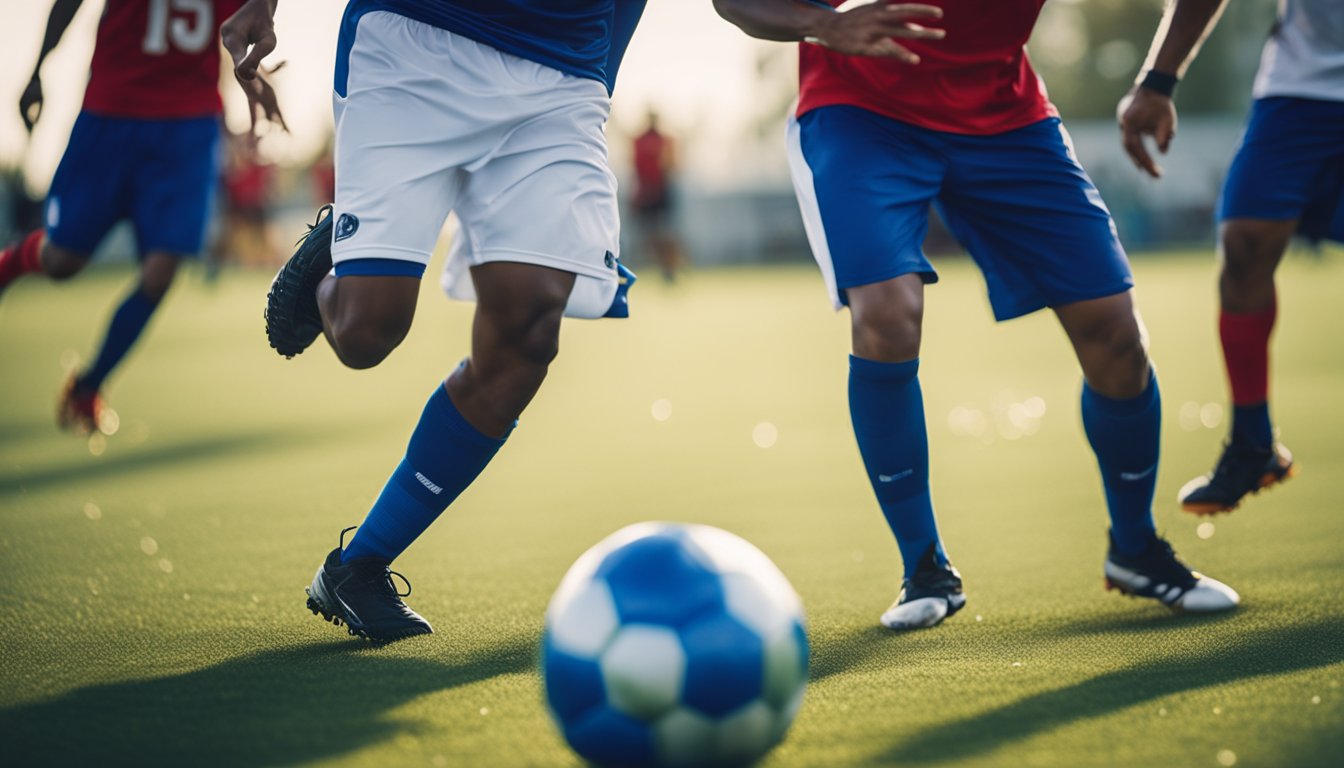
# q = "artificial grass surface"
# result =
<box><xmin>1</xmin><ymin>250</ymin><xmax>1341</xmax><ymax>767</ymax></box>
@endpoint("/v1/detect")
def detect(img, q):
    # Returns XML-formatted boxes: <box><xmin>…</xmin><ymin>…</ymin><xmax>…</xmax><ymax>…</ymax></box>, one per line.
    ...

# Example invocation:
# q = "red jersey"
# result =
<box><xmin>797</xmin><ymin>0</ymin><xmax>1057</xmax><ymax>135</ymax></box>
<box><xmin>82</xmin><ymin>0</ymin><xmax>244</xmax><ymax>119</ymax></box>
<box><xmin>632</xmin><ymin>128</ymin><xmax>671</xmax><ymax>207</ymax></box>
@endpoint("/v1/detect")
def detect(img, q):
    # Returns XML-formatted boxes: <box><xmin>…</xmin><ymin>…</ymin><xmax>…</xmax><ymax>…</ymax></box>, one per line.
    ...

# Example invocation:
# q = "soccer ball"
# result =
<box><xmin>542</xmin><ymin>522</ymin><xmax>809</xmax><ymax>767</ymax></box>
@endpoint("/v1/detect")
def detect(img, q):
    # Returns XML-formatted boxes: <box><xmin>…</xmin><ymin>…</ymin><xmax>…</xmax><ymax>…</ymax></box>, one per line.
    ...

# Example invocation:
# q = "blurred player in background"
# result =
<box><xmin>1120</xmin><ymin>0</ymin><xmax>1343</xmax><ymax>514</ymax></box>
<box><xmin>0</xmin><ymin>0</ymin><xmax>282</xmax><ymax>433</ymax></box>
<box><xmin>631</xmin><ymin>109</ymin><xmax>685</xmax><ymax>282</ymax></box>
<box><xmin>223</xmin><ymin>0</ymin><xmax>643</xmax><ymax>641</ymax></box>
<box><xmin>715</xmin><ymin>0</ymin><xmax>1240</xmax><ymax>629</ymax></box>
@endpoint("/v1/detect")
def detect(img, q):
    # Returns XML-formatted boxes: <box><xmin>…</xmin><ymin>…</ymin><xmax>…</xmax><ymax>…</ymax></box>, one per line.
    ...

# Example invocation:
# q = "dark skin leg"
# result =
<box><xmin>1218</xmin><ymin>218</ymin><xmax>1295</xmax><ymax>313</ymax></box>
<box><xmin>445</xmin><ymin>262</ymin><xmax>574</xmax><ymax>438</ymax></box>
<box><xmin>849</xmin><ymin>273</ymin><xmax>1151</xmax><ymax>399</ymax></box>
<box><xmin>316</xmin><ymin>273</ymin><xmax>420</xmax><ymax>370</ymax></box>
<box><xmin>314</xmin><ymin>261</ymin><xmax>574</xmax><ymax>439</ymax></box>
<box><xmin>39</xmin><ymin>241</ymin><xmax>91</xmax><ymax>281</ymax></box>
<box><xmin>1053</xmin><ymin>290</ymin><xmax>1151</xmax><ymax>400</ymax></box>
<box><xmin>846</xmin><ymin>273</ymin><xmax>926</xmax><ymax>362</ymax></box>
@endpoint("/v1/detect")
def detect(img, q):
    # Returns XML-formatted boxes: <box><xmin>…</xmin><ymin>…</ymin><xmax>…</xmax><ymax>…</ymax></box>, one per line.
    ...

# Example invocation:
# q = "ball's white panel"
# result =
<box><xmin>713</xmin><ymin>700</ymin><xmax>777</xmax><ymax>765</ymax></box>
<box><xmin>652</xmin><ymin>707</ymin><xmax>717</xmax><ymax>768</ymax></box>
<box><xmin>683</xmin><ymin>526</ymin><xmax>803</xmax><ymax>620</ymax></box>
<box><xmin>546</xmin><ymin>578</ymin><xmax>619</xmax><ymax>658</ymax></box>
<box><xmin>680</xmin><ymin>525</ymin><xmax>773</xmax><ymax>575</ymax></box>
<box><xmin>601</xmin><ymin>623</ymin><xmax>686</xmax><ymax>720</ymax></box>
<box><xmin>761</xmin><ymin>623</ymin><xmax>807</xmax><ymax>709</ymax></box>
<box><xmin>721</xmin><ymin>571</ymin><xmax>803</xmax><ymax>642</ymax></box>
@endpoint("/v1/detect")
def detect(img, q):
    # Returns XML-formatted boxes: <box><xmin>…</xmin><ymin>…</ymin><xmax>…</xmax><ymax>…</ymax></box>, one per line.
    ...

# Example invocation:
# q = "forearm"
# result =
<box><xmin>1140</xmin><ymin>0</ymin><xmax>1228</xmax><ymax>78</ymax></box>
<box><xmin>712</xmin><ymin>0</ymin><xmax>836</xmax><ymax>43</ymax></box>
<box><xmin>32</xmin><ymin>0</ymin><xmax>84</xmax><ymax>78</ymax></box>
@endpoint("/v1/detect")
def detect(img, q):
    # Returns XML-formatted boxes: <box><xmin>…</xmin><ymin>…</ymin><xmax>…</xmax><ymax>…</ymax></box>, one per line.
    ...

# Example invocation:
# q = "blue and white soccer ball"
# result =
<box><xmin>542</xmin><ymin>522</ymin><xmax>809</xmax><ymax>767</ymax></box>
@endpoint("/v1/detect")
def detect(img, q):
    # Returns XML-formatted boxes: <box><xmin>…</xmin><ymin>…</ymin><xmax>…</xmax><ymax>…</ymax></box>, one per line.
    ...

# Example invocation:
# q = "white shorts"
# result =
<box><xmin>331</xmin><ymin>11</ymin><xmax>622</xmax><ymax>318</ymax></box>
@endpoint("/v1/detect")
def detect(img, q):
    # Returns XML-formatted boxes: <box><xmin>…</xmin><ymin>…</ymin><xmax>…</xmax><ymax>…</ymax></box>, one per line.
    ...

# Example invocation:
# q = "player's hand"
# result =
<box><xmin>241</xmin><ymin>63</ymin><xmax>289</xmax><ymax>135</ymax></box>
<box><xmin>19</xmin><ymin>75</ymin><xmax>43</xmax><ymax>134</ymax></box>
<box><xmin>221</xmin><ymin>0</ymin><xmax>286</xmax><ymax>134</ymax></box>
<box><xmin>1117</xmin><ymin>85</ymin><xmax>1177</xmax><ymax>179</ymax></box>
<box><xmin>811</xmin><ymin>2</ymin><xmax>945</xmax><ymax>62</ymax></box>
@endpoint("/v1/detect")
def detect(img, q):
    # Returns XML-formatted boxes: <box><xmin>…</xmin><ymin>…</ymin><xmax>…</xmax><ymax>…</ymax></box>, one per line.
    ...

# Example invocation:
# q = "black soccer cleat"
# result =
<box><xmin>880</xmin><ymin>543</ymin><xmax>966</xmax><ymax>630</ymax></box>
<box><xmin>305</xmin><ymin>526</ymin><xmax>433</xmax><ymax>642</ymax></box>
<box><xmin>1178</xmin><ymin>440</ymin><xmax>1296</xmax><ymax>515</ymax></box>
<box><xmin>265</xmin><ymin>205</ymin><xmax>334</xmax><ymax>358</ymax></box>
<box><xmin>1104</xmin><ymin>532</ymin><xmax>1238</xmax><ymax>612</ymax></box>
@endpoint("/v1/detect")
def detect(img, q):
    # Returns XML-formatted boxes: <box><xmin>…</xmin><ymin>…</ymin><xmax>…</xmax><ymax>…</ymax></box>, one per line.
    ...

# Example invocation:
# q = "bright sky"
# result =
<box><xmin>0</xmin><ymin>1</ymin><xmax>782</xmax><ymax>193</ymax></box>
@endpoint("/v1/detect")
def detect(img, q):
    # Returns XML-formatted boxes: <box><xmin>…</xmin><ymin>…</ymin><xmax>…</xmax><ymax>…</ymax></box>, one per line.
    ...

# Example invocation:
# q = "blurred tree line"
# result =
<box><xmin>1030</xmin><ymin>0</ymin><xmax>1279</xmax><ymax>119</ymax></box>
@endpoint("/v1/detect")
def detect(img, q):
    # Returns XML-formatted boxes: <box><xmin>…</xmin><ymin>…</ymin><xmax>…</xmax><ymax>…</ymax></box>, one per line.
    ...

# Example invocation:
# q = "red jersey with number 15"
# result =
<box><xmin>82</xmin><ymin>0</ymin><xmax>244</xmax><ymax>119</ymax></box>
<box><xmin>797</xmin><ymin>0</ymin><xmax>1057</xmax><ymax>135</ymax></box>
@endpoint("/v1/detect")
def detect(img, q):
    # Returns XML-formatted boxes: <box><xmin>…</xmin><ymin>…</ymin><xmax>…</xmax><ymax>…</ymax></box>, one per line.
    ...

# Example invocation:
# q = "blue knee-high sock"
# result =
<box><xmin>342</xmin><ymin>383</ymin><xmax>508</xmax><ymax>563</ymax></box>
<box><xmin>848</xmin><ymin>355</ymin><xmax>945</xmax><ymax>578</ymax></box>
<box><xmin>77</xmin><ymin>288</ymin><xmax>160</xmax><ymax>392</ymax></box>
<box><xmin>1081</xmin><ymin>370</ymin><xmax>1160</xmax><ymax>556</ymax></box>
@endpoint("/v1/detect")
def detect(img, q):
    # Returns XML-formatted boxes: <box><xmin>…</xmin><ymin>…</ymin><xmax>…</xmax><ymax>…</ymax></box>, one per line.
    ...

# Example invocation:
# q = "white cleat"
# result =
<box><xmin>1104</xmin><ymin>532</ymin><xmax>1239</xmax><ymax>613</ymax></box>
<box><xmin>881</xmin><ymin>594</ymin><xmax>964</xmax><ymax>630</ymax></box>
<box><xmin>880</xmin><ymin>544</ymin><xmax>966</xmax><ymax>630</ymax></box>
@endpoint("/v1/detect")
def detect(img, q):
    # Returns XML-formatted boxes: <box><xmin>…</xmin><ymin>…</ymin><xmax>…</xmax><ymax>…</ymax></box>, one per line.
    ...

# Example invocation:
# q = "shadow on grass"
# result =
<box><xmin>1037</xmin><ymin>606</ymin><xmax>1239</xmax><ymax>637</ymax></box>
<box><xmin>877</xmin><ymin>614</ymin><xmax>1344</xmax><ymax>765</ymax></box>
<box><xmin>810</xmin><ymin>625</ymin><xmax>911</xmax><ymax>683</ymax></box>
<box><xmin>0</xmin><ymin>637</ymin><xmax>536</xmax><ymax>766</ymax></box>
<box><xmin>0</xmin><ymin>428</ymin><xmax>338</xmax><ymax>496</ymax></box>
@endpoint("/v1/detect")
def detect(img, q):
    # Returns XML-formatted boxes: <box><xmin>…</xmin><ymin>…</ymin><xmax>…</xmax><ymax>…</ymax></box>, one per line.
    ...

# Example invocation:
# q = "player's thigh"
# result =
<box><xmin>44</xmin><ymin>112</ymin><xmax>136</xmax><ymax>255</ymax></box>
<box><xmin>1220</xmin><ymin>97</ymin><xmax>1344</xmax><ymax>242</ymax></box>
<box><xmin>787</xmin><ymin>106</ymin><xmax>944</xmax><ymax>310</ymax></box>
<box><xmin>938</xmin><ymin>118</ymin><xmax>1131</xmax><ymax>322</ymax></box>
<box><xmin>131</xmin><ymin>116</ymin><xmax>220</xmax><ymax>256</ymax></box>
<box><xmin>447</xmin><ymin>74</ymin><xmax>622</xmax><ymax>320</ymax></box>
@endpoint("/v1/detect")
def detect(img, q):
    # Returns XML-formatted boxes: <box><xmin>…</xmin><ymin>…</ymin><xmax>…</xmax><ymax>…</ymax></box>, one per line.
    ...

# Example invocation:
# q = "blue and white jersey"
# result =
<box><xmin>352</xmin><ymin>0</ymin><xmax>647</xmax><ymax>93</ymax></box>
<box><xmin>1253</xmin><ymin>0</ymin><xmax>1344</xmax><ymax>102</ymax></box>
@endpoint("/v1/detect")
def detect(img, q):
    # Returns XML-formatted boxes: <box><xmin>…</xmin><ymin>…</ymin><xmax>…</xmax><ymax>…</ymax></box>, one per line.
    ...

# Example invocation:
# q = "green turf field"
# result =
<box><xmin>1</xmin><ymin>250</ymin><xmax>1341</xmax><ymax>767</ymax></box>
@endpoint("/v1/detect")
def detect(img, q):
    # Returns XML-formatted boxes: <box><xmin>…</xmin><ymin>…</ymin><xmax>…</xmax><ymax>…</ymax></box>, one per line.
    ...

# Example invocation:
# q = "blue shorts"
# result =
<box><xmin>45</xmin><ymin>112</ymin><xmax>221</xmax><ymax>257</ymax></box>
<box><xmin>787</xmin><ymin>106</ymin><xmax>1132</xmax><ymax>321</ymax></box>
<box><xmin>1220</xmin><ymin>97</ymin><xmax>1344</xmax><ymax>243</ymax></box>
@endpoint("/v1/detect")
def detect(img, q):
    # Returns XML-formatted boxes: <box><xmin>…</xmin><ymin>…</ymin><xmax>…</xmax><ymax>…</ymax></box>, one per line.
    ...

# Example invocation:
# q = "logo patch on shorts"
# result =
<box><xmin>604</xmin><ymin>251</ymin><xmax>616</xmax><ymax>270</ymax></box>
<box><xmin>334</xmin><ymin>213</ymin><xmax>360</xmax><ymax>242</ymax></box>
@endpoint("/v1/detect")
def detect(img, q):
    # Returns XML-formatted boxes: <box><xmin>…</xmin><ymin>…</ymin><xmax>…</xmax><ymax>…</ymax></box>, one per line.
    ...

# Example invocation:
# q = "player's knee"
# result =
<box><xmin>139</xmin><ymin>256</ymin><xmax>180</xmax><ymax>301</ymax></box>
<box><xmin>511</xmin><ymin>305</ymin><xmax>565</xmax><ymax>368</ymax></box>
<box><xmin>850</xmin><ymin>301</ymin><xmax>922</xmax><ymax>360</ymax></box>
<box><xmin>1219</xmin><ymin>221</ymin><xmax>1282</xmax><ymax>281</ymax></box>
<box><xmin>330</xmin><ymin>315</ymin><xmax>412</xmax><ymax>370</ymax></box>
<box><xmin>42</xmin><ymin>244</ymin><xmax>89</xmax><ymax>280</ymax></box>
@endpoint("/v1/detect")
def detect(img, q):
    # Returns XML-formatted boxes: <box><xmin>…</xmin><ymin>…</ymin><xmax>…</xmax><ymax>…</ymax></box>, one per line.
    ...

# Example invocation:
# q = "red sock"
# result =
<box><xmin>1219</xmin><ymin>303</ymin><xmax>1276</xmax><ymax>406</ymax></box>
<box><xmin>0</xmin><ymin>230</ymin><xmax>44</xmax><ymax>290</ymax></box>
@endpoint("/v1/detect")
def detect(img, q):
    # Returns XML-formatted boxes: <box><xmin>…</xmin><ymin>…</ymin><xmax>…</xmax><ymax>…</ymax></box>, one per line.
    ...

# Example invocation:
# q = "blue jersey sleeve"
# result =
<box><xmin>605</xmin><ymin>0</ymin><xmax>647</xmax><ymax>94</ymax></box>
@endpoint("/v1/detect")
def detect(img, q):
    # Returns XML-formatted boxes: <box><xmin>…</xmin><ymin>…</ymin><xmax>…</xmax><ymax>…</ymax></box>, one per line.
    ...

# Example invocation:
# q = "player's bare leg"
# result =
<box><xmin>446</xmin><ymin>261</ymin><xmax>575</xmax><ymax>437</ymax></box>
<box><xmin>1054</xmin><ymin>291</ymin><xmax>1149</xmax><ymax>399</ymax></box>
<box><xmin>306</xmin><ymin>261</ymin><xmax>575</xmax><ymax>640</ymax></box>
<box><xmin>846</xmin><ymin>274</ymin><xmax>964</xmax><ymax>629</ymax></box>
<box><xmin>1180</xmin><ymin>217</ymin><xmax>1298</xmax><ymax>513</ymax></box>
<box><xmin>39</xmin><ymin>241</ymin><xmax>92</xmax><ymax>281</ymax></box>
<box><xmin>59</xmin><ymin>250</ymin><xmax>180</xmax><ymax>433</ymax></box>
<box><xmin>848</xmin><ymin>272</ymin><xmax>923</xmax><ymax>362</ymax></box>
<box><xmin>1055</xmin><ymin>290</ymin><xmax>1237</xmax><ymax>612</ymax></box>
<box><xmin>316</xmin><ymin>274</ymin><xmax>420</xmax><ymax>370</ymax></box>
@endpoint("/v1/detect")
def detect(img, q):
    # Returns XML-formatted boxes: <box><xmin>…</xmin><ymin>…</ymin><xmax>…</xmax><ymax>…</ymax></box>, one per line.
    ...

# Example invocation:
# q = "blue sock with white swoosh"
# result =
<box><xmin>342</xmin><ymin>382</ymin><xmax>508</xmax><ymax>563</ymax></box>
<box><xmin>1082</xmin><ymin>369</ymin><xmax>1160</xmax><ymax>557</ymax></box>
<box><xmin>849</xmin><ymin>356</ymin><xmax>945</xmax><ymax>578</ymax></box>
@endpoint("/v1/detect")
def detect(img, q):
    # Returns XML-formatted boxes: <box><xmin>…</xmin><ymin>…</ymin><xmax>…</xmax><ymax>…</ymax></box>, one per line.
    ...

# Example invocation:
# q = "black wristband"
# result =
<box><xmin>1140</xmin><ymin>70</ymin><xmax>1178</xmax><ymax>97</ymax></box>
